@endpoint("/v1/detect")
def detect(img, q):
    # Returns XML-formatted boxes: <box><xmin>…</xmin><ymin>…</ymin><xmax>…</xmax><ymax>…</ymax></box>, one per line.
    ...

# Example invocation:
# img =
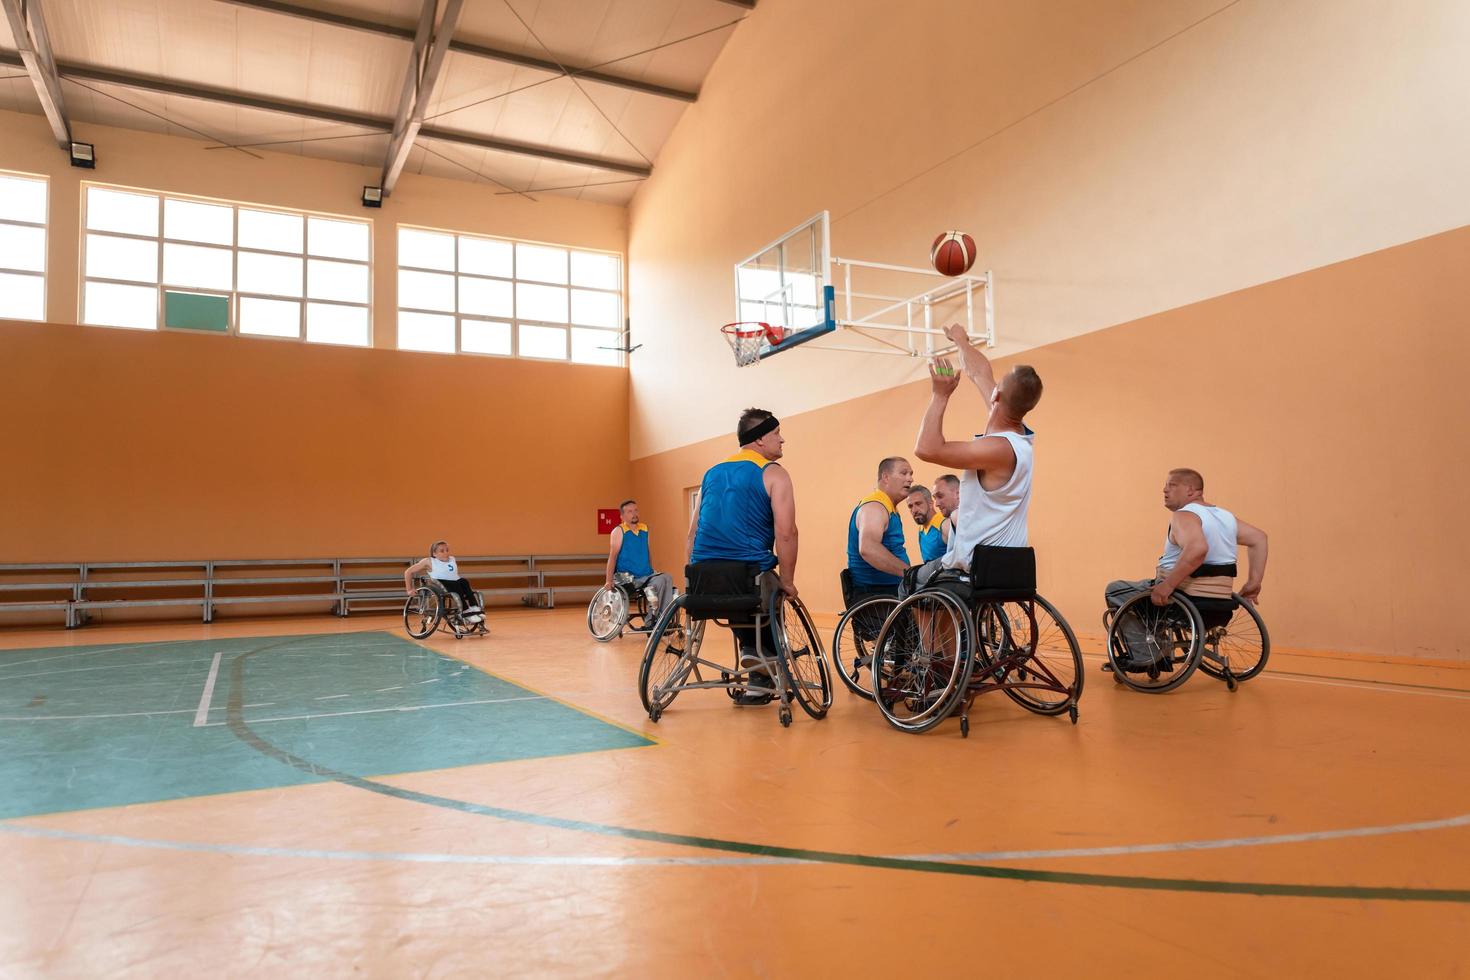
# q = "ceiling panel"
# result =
<box><xmin>44</xmin><ymin>0</ymin><xmax>167</xmax><ymax>78</ymax></box>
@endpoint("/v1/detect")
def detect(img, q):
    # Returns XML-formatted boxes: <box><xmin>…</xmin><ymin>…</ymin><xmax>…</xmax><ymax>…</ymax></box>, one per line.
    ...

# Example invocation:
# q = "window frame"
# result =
<box><xmin>78</xmin><ymin>182</ymin><xmax>373</xmax><ymax>346</ymax></box>
<box><xmin>0</xmin><ymin>170</ymin><xmax>50</xmax><ymax>323</ymax></box>
<box><xmin>396</xmin><ymin>224</ymin><xmax>624</xmax><ymax>367</ymax></box>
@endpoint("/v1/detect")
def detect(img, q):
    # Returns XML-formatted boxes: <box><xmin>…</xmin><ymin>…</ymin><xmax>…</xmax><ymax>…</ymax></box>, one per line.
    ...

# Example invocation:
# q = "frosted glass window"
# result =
<box><xmin>309</xmin><ymin>216</ymin><xmax>369</xmax><ymax>261</ymax></box>
<box><xmin>516</xmin><ymin>243</ymin><xmax>567</xmax><ymax>284</ymax></box>
<box><xmin>570</xmin><ymin>251</ymin><xmax>619</xmax><ymax>290</ymax></box>
<box><xmin>239</xmin><ymin>296</ymin><xmax>300</xmax><ymax>338</ymax></box>
<box><xmin>163</xmin><ymin>242</ymin><xmax>232</xmax><ymax>290</ymax></box>
<box><xmin>461</xmin><ymin>318</ymin><xmax>512</xmax><ymax>356</ymax></box>
<box><xmin>398</xmin><ymin>269</ymin><xmax>455</xmax><ymax>312</ymax></box>
<box><xmin>85</xmin><ymin>233</ymin><xmax>158</xmax><ymax>283</ymax></box>
<box><xmin>87</xmin><ymin>187</ymin><xmax>158</xmax><ymax>236</ymax></box>
<box><xmin>399</xmin><ymin>227</ymin><xmax>455</xmax><ymax>271</ymax></box>
<box><xmin>238</xmin><ymin>251</ymin><xmax>303</xmax><ymax>297</ymax></box>
<box><xmin>238</xmin><ymin>209</ymin><xmax>303</xmax><ymax>253</ymax></box>
<box><xmin>307</xmin><ymin>258</ymin><xmax>368</xmax><ymax>303</ymax></box>
<box><xmin>164</xmin><ymin>199</ymin><xmax>233</xmax><ymax>245</ymax></box>
<box><xmin>571</xmin><ymin>327</ymin><xmax>620</xmax><ymax>366</ymax></box>
<box><xmin>458</xmin><ymin>276</ymin><xmax>512</xmax><ymax>318</ymax></box>
<box><xmin>518</xmin><ymin>323</ymin><xmax>566</xmax><ymax>359</ymax></box>
<box><xmin>459</xmin><ymin>236</ymin><xmax>512</xmax><ymax>278</ymax></box>
<box><xmin>398</xmin><ymin>311</ymin><xmax>455</xmax><ymax>353</ymax></box>
<box><xmin>0</xmin><ymin>223</ymin><xmax>45</xmax><ymax>272</ymax></box>
<box><xmin>571</xmin><ymin>288</ymin><xmax>619</xmax><ymax>328</ymax></box>
<box><xmin>307</xmin><ymin>302</ymin><xmax>369</xmax><ymax>346</ymax></box>
<box><xmin>516</xmin><ymin>282</ymin><xmax>568</xmax><ymax>323</ymax></box>
<box><xmin>83</xmin><ymin>281</ymin><xmax>157</xmax><ymax>329</ymax></box>
<box><xmin>0</xmin><ymin>174</ymin><xmax>47</xmax><ymax>224</ymax></box>
<box><xmin>0</xmin><ymin>271</ymin><xmax>44</xmax><ymax>320</ymax></box>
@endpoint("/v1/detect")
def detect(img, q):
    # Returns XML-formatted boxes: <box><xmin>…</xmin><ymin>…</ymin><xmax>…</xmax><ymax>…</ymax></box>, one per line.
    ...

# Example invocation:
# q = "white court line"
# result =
<box><xmin>374</xmin><ymin>686</ymin><xmax>403</xmax><ymax>693</ymax></box>
<box><xmin>417</xmin><ymin>678</ymin><xmax>442</xmax><ymax>684</ymax></box>
<box><xmin>0</xmin><ymin>642</ymin><xmax>167</xmax><ymax>671</ymax></box>
<box><xmin>198</xmin><ymin>695</ymin><xmax>545</xmax><ymax>727</ymax></box>
<box><xmin>1258</xmin><ymin>672</ymin><xmax>1470</xmax><ymax>702</ymax></box>
<box><xmin>314</xmin><ymin>694</ymin><xmax>351</xmax><ymax>701</ymax></box>
<box><xmin>0</xmin><ymin>701</ymin><xmax>274</xmax><ymax>723</ymax></box>
<box><xmin>192</xmin><ymin>651</ymin><xmax>224</xmax><ymax>727</ymax></box>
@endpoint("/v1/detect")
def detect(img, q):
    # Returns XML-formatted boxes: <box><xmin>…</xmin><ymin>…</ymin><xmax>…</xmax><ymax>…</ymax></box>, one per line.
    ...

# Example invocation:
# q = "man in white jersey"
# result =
<box><xmin>907</xmin><ymin>324</ymin><xmax>1043</xmax><ymax>593</ymax></box>
<box><xmin>1103</xmin><ymin>468</ymin><xmax>1269</xmax><ymax>671</ymax></box>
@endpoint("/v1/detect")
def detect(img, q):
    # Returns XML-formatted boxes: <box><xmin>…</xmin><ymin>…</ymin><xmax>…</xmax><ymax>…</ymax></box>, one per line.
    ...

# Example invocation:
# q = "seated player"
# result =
<box><xmin>932</xmin><ymin>473</ymin><xmax>960</xmax><ymax>544</ymax></box>
<box><xmin>904</xmin><ymin>484</ymin><xmax>949</xmax><ymax>563</ymax></box>
<box><xmin>1103</xmin><ymin>468</ymin><xmax>1269</xmax><ymax>671</ymax></box>
<box><xmin>847</xmin><ymin>457</ymin><xmax>914</xmax><ymax>599</ymax></box>
<box><xmin>404</xmin><ymin>540</ymin><xmax>484</xmax><ymax>624</ymax></box>
<box><xmin>603</xmin><ymin>498</ymin><xmax>675</xmax><ymax>624</ymax></box>
<box><xmin>686</xmin><ymin>407</ymin><xmax>798</xmax><ymax>705</ymax></box>
<box><xmin>907</xmin><ymin>324</ymin><xmax>1043</xmax><ymax>593</ymax></box>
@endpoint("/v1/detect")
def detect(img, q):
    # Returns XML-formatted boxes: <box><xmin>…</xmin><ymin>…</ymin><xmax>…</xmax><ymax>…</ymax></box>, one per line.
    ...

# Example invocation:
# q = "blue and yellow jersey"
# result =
<box><xmin>690</xmin><ymin>449</ymin><xmax>777</xmax><ymax>571</ymax></box>
<box><xmin>847</xmin><ymin>490</ymin><xmax>909</xmax><ymax>587</ymax></box>
<box><xmin>614</xmin><ymin>522</ymin><xmax>653</xmax><ymax>578</ymax></box>
<box><xmin>918</xmin><ymin>513</ymin><xmax>947</xmax><ymax>562</ymax></box>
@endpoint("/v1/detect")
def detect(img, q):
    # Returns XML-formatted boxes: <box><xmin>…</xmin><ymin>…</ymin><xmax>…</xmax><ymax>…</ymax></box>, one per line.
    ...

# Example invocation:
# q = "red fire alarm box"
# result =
<box><xmin>597</xmin><ymin>509</ymin><xmax>620</xmax><ymax>534</ymax></box>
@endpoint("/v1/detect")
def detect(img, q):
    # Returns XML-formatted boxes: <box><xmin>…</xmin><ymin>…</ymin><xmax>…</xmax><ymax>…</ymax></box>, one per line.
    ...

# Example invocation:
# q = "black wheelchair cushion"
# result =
<box><xmin>967</xmin><ymin>545</ymin><xmax>1036</xmax><ymax>593</ymax></box>
<box><xmin>683</xmin><ymin>561</ymin><xmax>764</xmax><ymax>617</ymax></box>
<box><xmin>1189</xmin><ymin>595</ymin><xmax>1239</xmax><ymax>630</ymax></box>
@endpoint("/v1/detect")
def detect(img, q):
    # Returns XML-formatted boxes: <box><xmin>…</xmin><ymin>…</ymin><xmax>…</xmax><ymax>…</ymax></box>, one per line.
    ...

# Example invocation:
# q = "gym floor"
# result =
<box><xmin>1</xmin><ymin>610</ymin><xmax>1467</xmax><ymax>976</ymax></box>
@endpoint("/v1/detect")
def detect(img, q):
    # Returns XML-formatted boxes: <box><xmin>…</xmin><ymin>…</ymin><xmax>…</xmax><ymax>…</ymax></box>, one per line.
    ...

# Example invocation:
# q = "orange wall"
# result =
<box><xmin>632</xmin><ymin>225</ymin><xmax>1470</xmax><ymax>661</ymax></box>
<box><xmin>1</xmin><ymin>319</ymin><xmax>629</xmax><ymax>561</ymax></box>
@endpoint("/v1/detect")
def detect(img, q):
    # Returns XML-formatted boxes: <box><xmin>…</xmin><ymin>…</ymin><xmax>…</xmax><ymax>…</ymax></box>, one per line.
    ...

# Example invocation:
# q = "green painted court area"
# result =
<box><xmin>0</xmin><ymin>631</ymin><xmax>652</xmax><ymax>820</ymax></box>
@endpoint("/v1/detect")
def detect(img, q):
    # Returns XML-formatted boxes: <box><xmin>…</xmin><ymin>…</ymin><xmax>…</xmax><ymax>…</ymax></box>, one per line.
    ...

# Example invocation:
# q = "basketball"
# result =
<box><xmin>930</xmin><ymin>231</ymin><xmax>976</xmax><ymax>277</ymax></box>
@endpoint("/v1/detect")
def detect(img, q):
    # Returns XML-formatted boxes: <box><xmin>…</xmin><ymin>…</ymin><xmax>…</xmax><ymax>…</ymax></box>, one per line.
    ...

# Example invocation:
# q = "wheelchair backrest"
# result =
<box><xmin>683</xmin><ymin>561</ymin><xmax>764</xmax><ymax>616</ymax></box>
<box><xmin>967</xmin><ymin>545</ymin><xmax>1036</xmax><ymax>592</ymax></box>
<box><xmin>838</xmin><ymin>568</ymin><xmax>855</xmax><ymax>608</ymax></box>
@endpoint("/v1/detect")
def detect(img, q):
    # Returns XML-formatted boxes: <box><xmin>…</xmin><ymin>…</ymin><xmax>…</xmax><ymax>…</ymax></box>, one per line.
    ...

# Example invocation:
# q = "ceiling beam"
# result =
<box><xmin>212</xmin><ymin>0</ymin><xmax>698</xmax><ymax>104</ymax></box>
<box><xmin>380</xmin><ymin>0</ymin><xmax>463</xmax><ymax>194</ymax></box>
<box><xmin>0</xmin><ymin>50</ymin><xmax>651</xmax><ymax>177</ymax></box>
<box><xmin>1</xmin><ymin>0</ymin><xmax>71</xmax><ymax>148</ymax></box>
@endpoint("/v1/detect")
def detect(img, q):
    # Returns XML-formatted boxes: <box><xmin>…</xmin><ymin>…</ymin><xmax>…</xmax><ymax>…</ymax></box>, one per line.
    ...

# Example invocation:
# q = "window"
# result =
<box><xmin>397</xmin><ymin>226</ymin><xmax>623</xmax><ymax>366</ymax></box>
<box><xmin>80</xmin><ymin>184</ymin><xmax>371</xmax><ymax>344</ymax></box>
<box><xmin>0</xmin><ymin>172</ymin><xmax>48</xmax><ymax>321</ymax></box>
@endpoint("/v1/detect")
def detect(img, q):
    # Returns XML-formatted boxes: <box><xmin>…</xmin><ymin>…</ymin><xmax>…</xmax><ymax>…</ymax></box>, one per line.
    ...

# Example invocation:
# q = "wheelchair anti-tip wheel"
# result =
<box><xmin>1106</xmin><ymin>593</ymin><xmax>1204</xmax><ymax>693</ymax></box>
<box><xmin>404</xmin><ymin>586</ymin><xmax>442</xmax><ymax>639</ymax></box>
<box><xmin>872</xmin><ymin>588</ymin><xmax>974</xmax><ymax>734</ymax></box>
<box><xmin>587</xmin><ymin>585</ymin><xmax>629</xmax><ymax>642</ymax></box>
<box><xmin>831</xmin><ymin>593</ymin><xmax>899</xmax><ymax>702</ymax></box>
<box><xmin>1196</xmin><ymin>593</ymin><xmax>1270</xmax><ymax>685</ymax></box>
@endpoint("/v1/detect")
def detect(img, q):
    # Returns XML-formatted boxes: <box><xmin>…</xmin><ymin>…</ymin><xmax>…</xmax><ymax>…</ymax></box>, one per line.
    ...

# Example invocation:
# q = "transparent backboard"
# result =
<box><xmin>733</xmin><ymin>212</ymin><xmax>834</xmax><ymax>358</ymax></box>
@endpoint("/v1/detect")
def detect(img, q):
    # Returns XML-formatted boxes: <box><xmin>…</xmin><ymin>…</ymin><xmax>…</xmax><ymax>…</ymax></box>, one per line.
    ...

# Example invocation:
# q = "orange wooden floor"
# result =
<box><xmin>2</xmin><ymin>609</ymin><xmax>1468</xmax><ymax>977</ymax></box>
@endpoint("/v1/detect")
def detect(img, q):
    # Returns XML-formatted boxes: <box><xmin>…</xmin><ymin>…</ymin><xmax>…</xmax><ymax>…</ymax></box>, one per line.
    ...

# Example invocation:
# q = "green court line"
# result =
<box><xmin>224</xmin><ymin>644</ymin><xmax>1470</xmax><ymax>905</ymax></box>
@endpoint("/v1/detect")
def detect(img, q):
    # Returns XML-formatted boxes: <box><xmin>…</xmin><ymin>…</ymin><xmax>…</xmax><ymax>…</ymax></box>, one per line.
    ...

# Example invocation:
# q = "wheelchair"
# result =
<box><xmin>637</xmin><ymin>561</ymin><xmax>832</xmax><ymax>728</ymax></box>
<box><xmin>871</xmin><ymin>546</ymin><xmax>1084</xmax><ymax>736</ymax></box>
<box><xmin>830</xmin><ymin>569</ymin><xmax>901</xmax><ymax>701</ymax></box>
<box><xmin>403</xmin><ymin>576</ymin><xmax>488</xmax><ymax>640</ymax></box>
<box><xmin>586</xmin><ymin>572</ymin><xmax>670</xmax><ymax>643</ymax></box>
<box><xmin>1104</xmin><ymin>583</ymin><xmax>1269</xmax><ymax>693</ymax></box>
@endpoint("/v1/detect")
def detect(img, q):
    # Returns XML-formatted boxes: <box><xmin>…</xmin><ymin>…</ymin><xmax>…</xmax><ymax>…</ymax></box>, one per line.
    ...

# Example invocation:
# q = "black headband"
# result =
<box><xmin>738</xmin><ymin>415</ymin><xmax>780</xmax><ymax>446</ymax></box>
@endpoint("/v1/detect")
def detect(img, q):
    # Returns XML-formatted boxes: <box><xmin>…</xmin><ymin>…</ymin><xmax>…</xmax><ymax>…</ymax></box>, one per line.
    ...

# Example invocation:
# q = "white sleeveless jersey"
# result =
<box><xmin>1159</xmin><ymin>503</ymin><xmax>1237</xmax><ymax>570</ymax></box>
<box><xmin>429</xmin><ymin>556</ymin><xmax>459</xmax><ymax>579</ymax></box>
<box><xmin>942</xmin><ymin>428</ymin><xmax>1035</xmax><ymax>570</ymax></box>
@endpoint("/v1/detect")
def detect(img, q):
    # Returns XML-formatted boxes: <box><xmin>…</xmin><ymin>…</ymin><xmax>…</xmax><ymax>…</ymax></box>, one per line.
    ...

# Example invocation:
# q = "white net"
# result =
<box><xmin>722</xmin><ymin>322</ymin><xmax>771</xmax><ymax>367</ymax></box>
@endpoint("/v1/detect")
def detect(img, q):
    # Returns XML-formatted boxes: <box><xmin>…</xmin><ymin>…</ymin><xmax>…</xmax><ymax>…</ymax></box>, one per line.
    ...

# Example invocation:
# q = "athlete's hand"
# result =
<box><xmin>604</xmin><ymin>578</ymin><xmax>614</xmax><ymax>590</ymax></box>
<box><xmin>405</xmin><ymin>585</ymin><xmax>415</xmax><ymax>597</ymax></box>
<box><xmin>929</xmin><ymin>358</ymin><xmax>961</xmax><ymax>396</ymax></box>
<box><xmin>779</xmin><ymin>578</ymin><xmax>799</xmax><ymax>599</ymax></box>
<box><xmin>944</xmin><ymin>323</ymin><xmax>969</xmax><ymax>346</ymax></box>
<box><xmin>1149</xmin><ymin>581</ymin><xmax>1174</xmax><ymax>606</ymax></box>
<box><xmin>1240</xmin><ymin>581</ymin><xmax>1262</xmax><ymax>604</ymax></box>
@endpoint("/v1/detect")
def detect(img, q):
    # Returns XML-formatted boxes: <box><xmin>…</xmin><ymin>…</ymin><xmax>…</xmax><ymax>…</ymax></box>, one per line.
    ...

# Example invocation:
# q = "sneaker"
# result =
<box><xmin>464</xmin><ymin>605</ymin><xmax>482</xmax><ymax>614</ymax></box>
<box><xmin>467</xmin><ymin>613</ymin><xmax>484</xmax><ymax>624</ymax></box>
<box><xmin>733</xmin><ymin>671</ymin><xmax>775</xmax><ymax>706</ymax></box>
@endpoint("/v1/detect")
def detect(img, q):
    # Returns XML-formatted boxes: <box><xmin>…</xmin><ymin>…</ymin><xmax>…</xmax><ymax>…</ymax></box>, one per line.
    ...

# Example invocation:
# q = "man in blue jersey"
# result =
<box><xmin>603</xmin><ymin>499</ymin><xmax>674</xmax><ymax>624</ymax></box>
<box><xmin>686</xmin><ymin>407</ymin><xmax>798</xmax><ymax>704</ymax></box>
<box><xmin>904</xmin><ymin>484</ymin><xmax>949</xmax><ymax>564</ymax></box>
<box><xmin>848</xmin><ymin>457</ymin><xmax>914</xmax><ymax>600</ymax></box>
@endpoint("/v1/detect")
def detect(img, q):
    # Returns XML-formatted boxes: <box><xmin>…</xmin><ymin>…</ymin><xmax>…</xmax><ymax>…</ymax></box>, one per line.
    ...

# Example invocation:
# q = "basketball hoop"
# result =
<box><xmin>720</xmin><ymin>321</ymin><xmax>781</xmax><ymax>367</ymax></box>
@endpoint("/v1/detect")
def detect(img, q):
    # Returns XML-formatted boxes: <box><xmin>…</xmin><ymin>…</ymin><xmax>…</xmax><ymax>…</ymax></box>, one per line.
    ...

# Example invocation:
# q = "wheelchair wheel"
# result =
<box><xmin>830</xmin><ymin>594</ymin><xmax>899</xmax><ymax>701</ymax></box>
<box><xmin>776</xmin><ymin>595</ymin><xmax>832</xmax><ymax>719</ymax></box>
<box><xmin>403</xmin><ymin>587</ymin><xmax>442</xmax><ymax>639</ymax></box>
<box><xmin>1198</xmin><ymin>594</ymin><xmax>1270</xmax><ymax>683</ymax></box>
<box><xmin>1106</xmin><ymin>593</ymin><xmax>1204</xmax><ymax>693</ymax></box>
<box><xmin>872</xmin><ymin>589</ymin><xmax>973</xmax><ymax>734</ymax></box>
<box><xmin>637</xmin><ymin>596</ymin><xmax>697</xmax><ymax>718</ymax></box>
<box><xmin>975</xmin><ymin>595</ymin><xmax>1083</xmax><ymax>716</ymax></box>
<box><xmin>587</xmin><ymin>586</ymin><xmax>629</xmax><ymax>642</ymax></box>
